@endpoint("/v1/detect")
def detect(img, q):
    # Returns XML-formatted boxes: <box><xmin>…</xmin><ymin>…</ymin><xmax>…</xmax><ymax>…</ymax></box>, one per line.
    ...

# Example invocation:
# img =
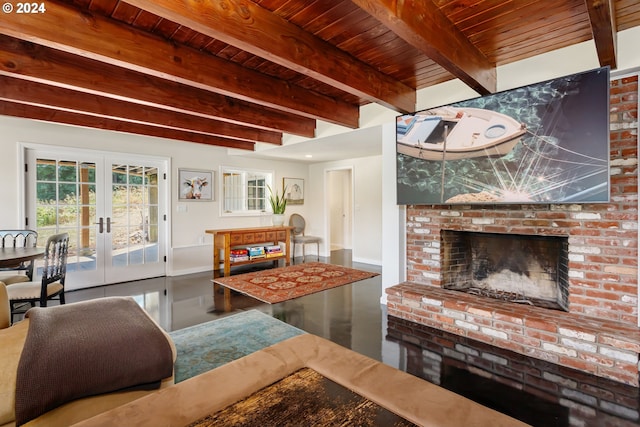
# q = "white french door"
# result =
<box><xmin>26</xmin><ymin>148</ymin><xmax>168</xmax><ymax>290</ymax></box>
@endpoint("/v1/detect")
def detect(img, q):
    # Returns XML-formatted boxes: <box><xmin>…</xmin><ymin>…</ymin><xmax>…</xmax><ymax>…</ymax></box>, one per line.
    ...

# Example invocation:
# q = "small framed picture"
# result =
<box><xmin>283</xmin><ymin>177</ymin><xmax>304</xmax><ymax>205</ymax></box>
<box><xmin>179</xmin><ymin>169</ymin><xmax>214</xmax><ymax>201</ymax></box>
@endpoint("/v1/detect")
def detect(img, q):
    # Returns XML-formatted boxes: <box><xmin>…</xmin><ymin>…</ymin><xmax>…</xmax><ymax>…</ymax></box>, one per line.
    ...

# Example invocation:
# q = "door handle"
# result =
<box><xmin>106</xmin><ymin>217</ymin><xmax>111</xmax><ymax>233</ymax></box>
<box><xmin>96</xmin><ymin>217</ymin><xmax>104</xmax><ymax>234</ymax></box>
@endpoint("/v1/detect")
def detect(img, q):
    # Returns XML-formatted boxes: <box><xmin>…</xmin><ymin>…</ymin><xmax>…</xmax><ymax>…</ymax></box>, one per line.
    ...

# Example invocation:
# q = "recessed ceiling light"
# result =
<box><xmin>305</xmin><ymin>154</ymin><xmax>313</xmax><ymax>158</ymax></box>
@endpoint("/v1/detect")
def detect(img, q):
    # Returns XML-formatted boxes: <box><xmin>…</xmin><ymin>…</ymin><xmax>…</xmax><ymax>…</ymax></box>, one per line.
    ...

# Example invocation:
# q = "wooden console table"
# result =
<box><xmin>205</xmin><ymin>225</ymin><xmax>294</xmax><ymax>311</ymax></box>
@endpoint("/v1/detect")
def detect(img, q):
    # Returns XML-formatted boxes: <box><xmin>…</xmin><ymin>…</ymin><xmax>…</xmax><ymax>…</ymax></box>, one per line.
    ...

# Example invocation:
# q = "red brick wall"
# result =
<box><xmin>405</xmin><ymin>74</ymin><xmax>638</xmax><ymax>326</ymax></box>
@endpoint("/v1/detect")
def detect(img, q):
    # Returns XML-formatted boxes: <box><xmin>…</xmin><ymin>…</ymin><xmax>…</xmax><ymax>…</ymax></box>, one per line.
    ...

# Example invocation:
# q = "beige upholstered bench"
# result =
<box><xmin>73</xmin><ymin>334</ymin><xmax>529</xmax><ymax>427</ymax></box>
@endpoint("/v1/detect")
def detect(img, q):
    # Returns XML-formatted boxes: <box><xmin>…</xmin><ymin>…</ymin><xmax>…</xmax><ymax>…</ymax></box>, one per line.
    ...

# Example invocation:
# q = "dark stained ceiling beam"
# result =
<box><xmin>0</xmin><ymin>101</ymin><xmax>255</xmax><ymax>150</ymax></box>
<box><xmin>584</xmin><ymin>0</ymin><xmax>617</xmax><ymax>69</ymax></box>
<box><xmin>0</xmin><ymin>75</ymin><xmax>281</xmax><ymax>145</ymax></box>
<box><xmin>351</xmin><ymin>0</ymin><xmax>497</xmax><ymax>95</ymax></box>
<box><xmin>0</xmin><ymin>36</ymin><xmax>309</xmax><ymax>138</ymax></box>
<box><xmin>124</xmin><ymin>0</ymin><xmax>416</xmax><ymax>113</ymax></box>
<box><xmin>0</xmin><ymin>0</ymin><xmax>358</xmax><ymax>128</ymax></box>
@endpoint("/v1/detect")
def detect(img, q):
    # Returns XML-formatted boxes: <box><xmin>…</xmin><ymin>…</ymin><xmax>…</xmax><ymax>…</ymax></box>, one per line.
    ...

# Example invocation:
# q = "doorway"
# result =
<box><xmin>25</xmin><ymin>147</ymin><xmax>168</xmax><ymax>290</ymax></box>
<box><xmin>326</xmin><ymin>168</ymin><xmax>353</xmax><ymax>252</ymax></box>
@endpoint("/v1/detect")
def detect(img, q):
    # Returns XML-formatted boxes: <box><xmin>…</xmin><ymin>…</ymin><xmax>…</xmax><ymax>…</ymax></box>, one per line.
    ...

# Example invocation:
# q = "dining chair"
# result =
<box><xmin>0</xmin><ymin>230</ymin><xmax>38</xmax><ymax>284</ymax></box>
<box><xmin>289</xmin><ymin>214</ymin><xmax>321</xmax><ymax>263</ymax></box>
<box><xmin>7</xmin><ymin>232</ymin><xmax>69</xmax><ymax>323</ymax></box>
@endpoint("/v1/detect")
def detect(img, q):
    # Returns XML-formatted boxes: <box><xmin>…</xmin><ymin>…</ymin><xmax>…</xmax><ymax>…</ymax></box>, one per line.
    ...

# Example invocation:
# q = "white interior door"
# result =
<box><xmin>26</xmin><ymin>148</ymin><xmax>167</xmax><ymax>290</ymax></box>
<box><xmin>327</xmin><ymin>169</ymin><xmax>353</xmax><ymax>252</ymax></box>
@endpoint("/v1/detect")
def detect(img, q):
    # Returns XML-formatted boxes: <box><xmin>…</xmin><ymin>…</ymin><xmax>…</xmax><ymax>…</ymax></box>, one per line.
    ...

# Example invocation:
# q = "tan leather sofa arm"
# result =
<box><xmin>0</xmin><ymin>282</ymin><xmax>10</xmax><ymax>330</ymax></box>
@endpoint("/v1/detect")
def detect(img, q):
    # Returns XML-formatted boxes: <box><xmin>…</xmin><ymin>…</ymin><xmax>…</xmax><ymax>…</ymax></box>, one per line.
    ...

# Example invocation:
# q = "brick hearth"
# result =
<box><xmin>386</xmin><ymin>316</ymin><xmax>640</xmax><ymax>426</ymax></box>
<box><xmin>387</xmin><ymin>74</ymin><xmax>639</xmax><ymax>385</ymax></box>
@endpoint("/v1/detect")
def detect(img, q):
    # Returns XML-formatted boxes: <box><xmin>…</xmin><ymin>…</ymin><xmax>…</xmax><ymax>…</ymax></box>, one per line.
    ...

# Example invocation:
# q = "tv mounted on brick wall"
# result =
<box><xmin>396</xmin><ymin>66</ymin><xmax>610</xmax><ymax>205</ymax></box>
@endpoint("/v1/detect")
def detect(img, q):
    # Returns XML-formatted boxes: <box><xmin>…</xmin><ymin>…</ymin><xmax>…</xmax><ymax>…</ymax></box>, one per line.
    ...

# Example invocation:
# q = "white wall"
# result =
<box><xmin>381</xmin><ymin>122</ymin><xmax>405</xmax><ymax>303</ymax></box>
<box><xmin>0</xmin><ymin>117</ymin><xmax>308</xmax><ymax>276</ymax></box>
<box><xmin>308</xmin><ymin>156</ymin><xmax>383</xmax><ymax>265</ymax></box>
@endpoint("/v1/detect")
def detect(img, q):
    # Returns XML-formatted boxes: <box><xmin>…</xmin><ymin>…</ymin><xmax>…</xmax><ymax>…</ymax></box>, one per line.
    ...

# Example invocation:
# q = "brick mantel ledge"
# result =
<box><xmin>386</xmin><ymin>282</ymin><xmax>640</xmax><ymax>386</ymax></box>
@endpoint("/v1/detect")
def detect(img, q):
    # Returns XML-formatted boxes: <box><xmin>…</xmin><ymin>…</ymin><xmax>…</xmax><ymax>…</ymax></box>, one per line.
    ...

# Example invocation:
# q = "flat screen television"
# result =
<box><xmin>396</xmin><ymin>66</ymin><xmax>610</xmax><ymax>205</ymax></box>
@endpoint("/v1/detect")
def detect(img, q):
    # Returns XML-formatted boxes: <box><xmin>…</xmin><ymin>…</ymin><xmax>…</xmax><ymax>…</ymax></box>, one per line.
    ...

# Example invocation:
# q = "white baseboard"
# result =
<box><xmin>167</xmin><ymin>266</ymin><xmax>213</xmax><ymax>276</ymax></box>
<box><xmin>352</xmin><ymin>256</ymin><xmax>382</xmax><ymax>266</ymax></box>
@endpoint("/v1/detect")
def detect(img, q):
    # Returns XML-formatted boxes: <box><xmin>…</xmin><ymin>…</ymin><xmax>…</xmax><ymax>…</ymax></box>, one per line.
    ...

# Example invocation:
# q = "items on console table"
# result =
<box><xmin>248</xmin><ymin>246</ymin><xmax>266</xmax><ymax>260</ymax></box>
<box><xmin>205</xmin><ymin>225</ymin><xmax>294</xmax><ymax>312</ymax></box>
<box><xmin>265</xmin><ymin>245</ymin><xmax>283</xmax><ymax>258</ymax></box>
<box><xmin>229</xmin><ymin>249</ymin><xmax>249</xmax><ymax>262</ymax></box>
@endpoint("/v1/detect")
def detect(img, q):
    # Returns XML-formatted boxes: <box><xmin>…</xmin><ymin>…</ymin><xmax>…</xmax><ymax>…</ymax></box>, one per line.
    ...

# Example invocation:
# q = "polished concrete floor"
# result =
<box><xmin>64</xmin><ymin>251</ymin><xmax>639</xmax><ymax>427</ymax></box>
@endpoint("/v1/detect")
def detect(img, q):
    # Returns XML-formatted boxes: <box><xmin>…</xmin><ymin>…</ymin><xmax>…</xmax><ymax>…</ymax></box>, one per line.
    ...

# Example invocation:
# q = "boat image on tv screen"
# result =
<box><xmin>396</xmin><ymin>66</ymin><xmax>610</xmax><ymax>205</ymax></box>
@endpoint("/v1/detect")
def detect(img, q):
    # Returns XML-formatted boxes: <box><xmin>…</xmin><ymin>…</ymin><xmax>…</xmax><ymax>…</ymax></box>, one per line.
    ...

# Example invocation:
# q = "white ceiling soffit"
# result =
<box><xmin>230</xmin><ymin>125</ymin><xmax>383</xmax><ymax>163</ymax></box>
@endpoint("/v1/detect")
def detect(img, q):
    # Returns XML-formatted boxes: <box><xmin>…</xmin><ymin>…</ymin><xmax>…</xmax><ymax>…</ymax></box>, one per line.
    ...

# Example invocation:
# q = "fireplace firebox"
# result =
<box><xmin>441</xmin><ymin>230</ymin><xmax>569</xmax><ymax>311</ymax></box>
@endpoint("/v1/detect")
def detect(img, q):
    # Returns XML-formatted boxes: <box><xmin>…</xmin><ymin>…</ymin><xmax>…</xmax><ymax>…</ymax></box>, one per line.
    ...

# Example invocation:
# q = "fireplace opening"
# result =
<box><xmin>441</xmin><ymin>230</ymin><xmax>569</xmax><ymax>311</ymax></box>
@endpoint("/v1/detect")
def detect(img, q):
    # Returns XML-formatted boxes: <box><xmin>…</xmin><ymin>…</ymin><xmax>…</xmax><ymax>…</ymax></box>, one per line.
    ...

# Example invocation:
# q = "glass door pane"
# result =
<box><xmin>105</xmin><ymin>161</ymin><xmax>165</xmax><ymax>283</ymax></box>
<box><xmin>30</xmin><ymin>153</ymin><xmax>104</xmax><ymax>289</ymax></box>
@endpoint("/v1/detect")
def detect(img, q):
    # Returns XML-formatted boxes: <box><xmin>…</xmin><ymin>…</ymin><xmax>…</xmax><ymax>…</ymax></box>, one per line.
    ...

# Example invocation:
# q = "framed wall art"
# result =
<box><xmin>396</xmin><ymin>66</ymin><xmax>610</xmax><ymax>205</ymax></box>
<box><xmin>179</xmin><ymin>168</ymin><xmax>214</xmax><ymax>201</ymax></box>
<box><xmin>283</xmin><ymin>177</ymin><xmax>304</xmax><ymax>205</ymax></box>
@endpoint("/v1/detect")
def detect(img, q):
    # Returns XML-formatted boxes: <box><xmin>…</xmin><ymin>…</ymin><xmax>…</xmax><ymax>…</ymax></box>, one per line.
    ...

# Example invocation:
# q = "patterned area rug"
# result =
<box><xmin>187</xmin><ymin>367</ymin><xmax>417</xmax><ymax>427</ymax></box>
<box><xmin>169</xmin><ymin>310</ymin><xmax>305</xmax><ymax>383</ymax></box>
<box><xmin>213</xmin><ymin>262</ymin><xmax>379</xmax><ymax>304</ymax></box>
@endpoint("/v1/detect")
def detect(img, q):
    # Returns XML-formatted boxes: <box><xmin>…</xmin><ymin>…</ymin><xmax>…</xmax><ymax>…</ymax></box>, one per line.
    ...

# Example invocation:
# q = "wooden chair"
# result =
<box><xmin>0</xmin><ymin>230</ymin><xmax>38</xmax><ymax>284</ymax></box>
<box><xmin>7</xmin><ymin>233</ymin><xmax>69</xmax><ymax>323</ymax></box>
<box><xmin>289</xmin><ymin>214</ymin><xmax>321</xmax><ymax>263</ymax></box>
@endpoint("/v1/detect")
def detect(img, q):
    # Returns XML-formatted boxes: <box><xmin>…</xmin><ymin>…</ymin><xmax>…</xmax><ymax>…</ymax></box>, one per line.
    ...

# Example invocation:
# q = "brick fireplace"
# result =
<box><xmin>387</xmin><ymin>74</ymin><xmax>640</xmax><ymax>385</ymax></box>
<box><xmin>441</xmin><ymin>230</ymin><xmax>569</xmax><ymax>311</ymax></box>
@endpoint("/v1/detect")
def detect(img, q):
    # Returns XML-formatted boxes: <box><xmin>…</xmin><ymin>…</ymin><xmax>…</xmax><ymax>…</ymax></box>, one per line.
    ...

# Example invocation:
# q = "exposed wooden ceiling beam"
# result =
<box><xmin>584</xmin><ymin>0</ymin><xmax>617</xmax><ymax>69</ymax></box>
<box><xmin>0</xmin><ymin>75</ymin><xmax>281</xmax><ymax>145</ymax></box>
<box><xmin>0</xmin><ymin>0</ymin><xmax>358</xmax><ymax>128</ymax></box>
<box><xmin>0</xmin><ymin>35</ymin><xmax>309</xmax><ymax>138</ymax></box>
<box><xmin>351</xmin><ymin>0</ymin><xmax>497</xmax><ymax>95</ymax></box>
<box><xmin>125</xmin><ymin>0</ymin><xmax>416</xmax><ymax>113</ymax></box>
<box><xmin>0</xmin><ymin>101</ymin><xmax>255</xmax><ymax>150</ymax></box>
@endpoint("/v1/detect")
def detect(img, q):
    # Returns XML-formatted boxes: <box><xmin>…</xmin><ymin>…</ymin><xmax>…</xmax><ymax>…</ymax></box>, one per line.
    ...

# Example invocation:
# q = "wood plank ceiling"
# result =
<box><xmin>1</xmin><ymin>0</ymin><xmax>638</xmax><ymax>150</ymax></box>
